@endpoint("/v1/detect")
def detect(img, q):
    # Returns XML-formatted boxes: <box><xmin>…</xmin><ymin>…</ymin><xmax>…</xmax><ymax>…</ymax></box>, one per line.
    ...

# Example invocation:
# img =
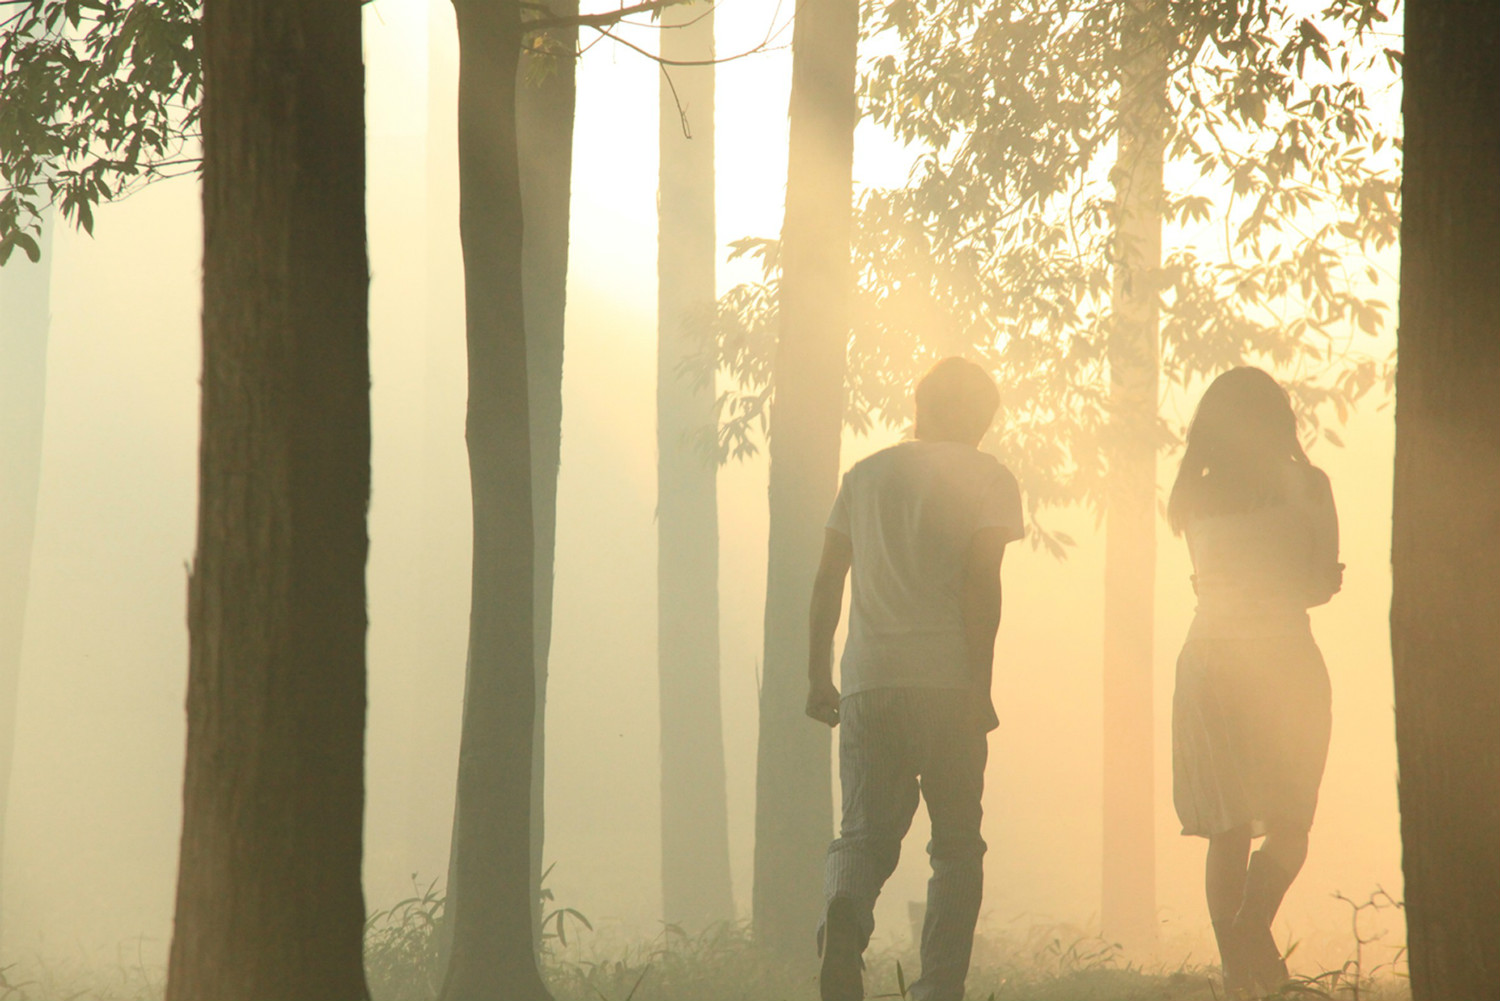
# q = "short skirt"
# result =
<box><xmin>1172</xmin><ymin>630</ymin><xmax>1332</xmax><ymax>839</ymax></box>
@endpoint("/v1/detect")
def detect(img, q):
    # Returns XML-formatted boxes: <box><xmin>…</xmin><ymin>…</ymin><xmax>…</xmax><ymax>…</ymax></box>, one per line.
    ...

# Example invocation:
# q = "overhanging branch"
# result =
<box><xmin>525</xmin><ymin>0</ymin><xmax>694</xmax><ymax>32</ymax></box>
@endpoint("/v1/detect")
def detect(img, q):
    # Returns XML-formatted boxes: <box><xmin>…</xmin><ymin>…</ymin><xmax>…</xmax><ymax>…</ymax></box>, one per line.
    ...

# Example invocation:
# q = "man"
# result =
<box><xmin>807</xmin><ymin>357</ymin><xmax>1023</xmax><ymax>1001</ymax></box>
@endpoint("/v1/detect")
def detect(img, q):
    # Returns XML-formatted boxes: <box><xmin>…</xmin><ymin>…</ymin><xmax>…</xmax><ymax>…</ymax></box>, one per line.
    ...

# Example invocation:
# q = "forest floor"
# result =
<box><xmin>534</xmin><ymin>929</ymin><xmax>1409</xmax><ymax>1001</ymax></box>
<box><xmin>357</xmin><ymin>891</ymin><xmax>1409</xmax><ymax>1001</ymax></box>
<box><xmin>0</xmin><ymin>939</ymin><xmax>1410</xmax><ymax>1001</ymax></box>
<box><xmin>0</xmin><ymin>897</ymin><xmax>1409</xmax><ymax>1001</ymax></box>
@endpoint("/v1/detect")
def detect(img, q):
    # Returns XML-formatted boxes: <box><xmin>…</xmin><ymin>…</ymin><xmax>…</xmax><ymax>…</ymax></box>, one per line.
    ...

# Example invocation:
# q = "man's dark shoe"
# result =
<box><xmin>820</xmin><ymin>897</ymin><xmax>864</xmax><ymax>1001</ymax></box>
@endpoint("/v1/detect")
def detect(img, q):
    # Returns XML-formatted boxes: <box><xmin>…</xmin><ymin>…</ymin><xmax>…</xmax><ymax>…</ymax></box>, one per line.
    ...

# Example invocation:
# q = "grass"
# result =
<box><xmin>0</xmin><ymin>884</ymin><xmax>1409</xmax><ymax>1001</ymax></box>
<box><xmin>359</xmin><ymin>883</ymin><xmax>1409</xmax><ymax>1001</ymax></box>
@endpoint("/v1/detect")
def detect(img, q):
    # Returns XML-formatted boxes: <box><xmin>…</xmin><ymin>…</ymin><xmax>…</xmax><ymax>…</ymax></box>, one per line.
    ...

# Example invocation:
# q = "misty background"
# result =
<box><xmin>2</xmin><ymin>0</ymin><xmax>1400</xmax><ymax>978</ymax></box>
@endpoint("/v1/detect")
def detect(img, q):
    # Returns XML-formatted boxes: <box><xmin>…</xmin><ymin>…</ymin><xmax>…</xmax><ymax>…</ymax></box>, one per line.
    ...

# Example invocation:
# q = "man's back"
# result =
<box><xmin>829</xmin><ymin>440</ymin><xmax>1022</xmax><ymax>696</ymax></box>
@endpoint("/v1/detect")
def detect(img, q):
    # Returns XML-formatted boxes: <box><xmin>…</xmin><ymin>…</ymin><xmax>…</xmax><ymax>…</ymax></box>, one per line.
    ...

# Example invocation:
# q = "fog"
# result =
<box><xmin>0</xmin><ymin>0</ymin><xmax>1402</xmax><ymax>984</ymax></box>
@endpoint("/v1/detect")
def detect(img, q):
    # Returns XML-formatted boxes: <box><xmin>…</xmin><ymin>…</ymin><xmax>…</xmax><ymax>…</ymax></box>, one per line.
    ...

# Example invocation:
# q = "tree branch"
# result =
<box><xmin>525</xmin><ymin>0</ymin><xmax>693</xmax><ymax>32</ymax></box>
<box><xmin>590</xmin><ymin>21</ymin><xmax>783</xmax><ymax>66</ymax></box>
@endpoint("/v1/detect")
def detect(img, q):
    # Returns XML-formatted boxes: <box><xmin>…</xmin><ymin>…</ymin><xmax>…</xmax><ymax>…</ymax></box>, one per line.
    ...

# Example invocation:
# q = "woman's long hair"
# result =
<box><xmin>1167</xmin><ymin>367</ymin><xmax>1311</xmax><ymax>534</ymax></box>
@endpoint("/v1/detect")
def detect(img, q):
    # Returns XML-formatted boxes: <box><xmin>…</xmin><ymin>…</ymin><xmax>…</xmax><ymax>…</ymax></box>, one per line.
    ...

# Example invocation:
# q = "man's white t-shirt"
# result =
<box><xmin>826</xmin><ymin>440</ymin><xmax>1025</xmax><ymax>696</ymax></box>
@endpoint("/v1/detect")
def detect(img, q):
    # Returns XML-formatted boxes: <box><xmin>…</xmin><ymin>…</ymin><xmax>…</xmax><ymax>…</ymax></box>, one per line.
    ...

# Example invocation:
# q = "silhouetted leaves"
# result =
<box><xmin>0</xmin><ymin>0</ymin><xmax>200</xmax><ymax>261</ymax></box>
<box><xmin>708</xmin><ymin>0</ymin><xmax>1400</xmax><ymax>550</ymax></box>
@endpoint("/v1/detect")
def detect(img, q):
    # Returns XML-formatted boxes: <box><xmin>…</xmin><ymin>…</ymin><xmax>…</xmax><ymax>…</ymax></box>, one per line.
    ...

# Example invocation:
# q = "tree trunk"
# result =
<box><xmin>422</xmin><ymin>7</ymin><xmax>468</xmax><ymax>963</ymax></box>
<box><xmin>657</xmin><ymin>1</ymin><xmax>736</xmax><ymax>932</ymax></box>
<box><xmin>752</xmin><ymin>0</ymin><xmax>857</xmax><ymax>956</ymax></box>
<box><xmin>1391</xmin><ymin>4</ymin><xmax>1500</xmax><ymax>998</ymax></box>
<box><xmin>517</xmin><ymin>6</ymin><xmax>578</xmax><ymax>943</ymax></box>
<box><xmin>439</xmin><ymin>1</ymin><xmax>551</xmax><ymax>999</ymax></box>
<box><xmin>165</xmin><ymin>1</ymin><xmax>370</xmax><ymax>997</ymax></box>
<box><xmin>1100</xmin><ymin>0</ymin><xmax>1165</xmax><ymax>950</ymax></box>
<box><xmin>0</xmin><ymin>211</ymin><xmax>51</xmax><ymax>948</ymax></box>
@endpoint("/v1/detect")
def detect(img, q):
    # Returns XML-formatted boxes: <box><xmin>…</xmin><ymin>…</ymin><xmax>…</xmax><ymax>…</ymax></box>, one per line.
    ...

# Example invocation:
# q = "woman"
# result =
<box><xmin>1167</xmin><ymin>367</ymin><xmax>1343</xmax><ymax>996</ymax></box>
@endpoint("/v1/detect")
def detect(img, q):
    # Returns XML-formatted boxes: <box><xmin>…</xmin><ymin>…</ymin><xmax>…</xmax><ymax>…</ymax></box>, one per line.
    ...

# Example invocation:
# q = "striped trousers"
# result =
<box><xmin>822</xmin><ymin>688</ymin><xmax>988</xmax><ymax>1001</ymax></box>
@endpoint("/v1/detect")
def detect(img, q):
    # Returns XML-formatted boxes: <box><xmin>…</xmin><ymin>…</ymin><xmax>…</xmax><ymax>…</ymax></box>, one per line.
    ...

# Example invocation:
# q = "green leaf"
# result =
<box><xmin>0</xmin><ymin>231</ymin><xmax>42</xmax><ymax>265</ymax></box>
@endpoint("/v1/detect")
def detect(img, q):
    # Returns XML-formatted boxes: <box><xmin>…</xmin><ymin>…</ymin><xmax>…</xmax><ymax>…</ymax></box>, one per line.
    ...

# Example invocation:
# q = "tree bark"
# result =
<box><xmin>658</xmin><ymin>1</ymin><xmax>736</xmax><ymax>932</ymax></box>
<box><xmin>1100</xmin><ymin>0</ymin><xmax>1165</xmax><ymax>950</ymax></box>
<box><xmin>517</xmin><ymin>6</ymin><xmax>578</xmax><ymax>943</ymax></box>
<box><xmin>1392</xmin><ymin>4</ymin><xmax>1500</xmax><ymax>998</ymax></box>
<box><xmin>165</xmin><ymin>1</ymin><xmax>370</xmax><ymax>998</ymax></box>
<box><xmin>0</xmin><ymin>211</ymin><xmax>51</xmax><ymax>947</ymax></box>
<box><xmin>752</xmin><ymin>0</ymin><xmax>857</xmax><ymax>956</ymax></box>
<box><xmin>439</xmin><ymin>1</ymin><xmax>552</xmax><ymax>998</ymax></box>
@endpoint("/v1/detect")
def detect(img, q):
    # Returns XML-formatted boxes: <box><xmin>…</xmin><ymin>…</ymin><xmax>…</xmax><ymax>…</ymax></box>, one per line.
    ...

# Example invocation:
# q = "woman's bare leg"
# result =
<box><xmin>1207</xmin><ymin>825</ymin><xmax>1252</xmax><ymax>990</ymax></box>
<box><xmin>1206</xmin><ymin>825</ymin><xmax>1252</xmax><ymax>925</ymax></box>
<box><xmin>1235</xmin><ymin>824</ymin><xmax>1308</xmax><ymax>991</ymax></box>
<box><xmin>1258</xmin><ymin>826</ymin><xmax>1309</xmax><ymax>884</ymax></box>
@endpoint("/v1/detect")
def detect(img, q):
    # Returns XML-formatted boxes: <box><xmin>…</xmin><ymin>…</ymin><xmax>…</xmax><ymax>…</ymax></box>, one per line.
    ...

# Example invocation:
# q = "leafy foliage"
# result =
<box><xmin>706</xmin><ymin>0</ymin><xmax>1400</xmax><ymax>550</ymax></box>
<box><xmin>364</xmin><ymin>878</ymin><xmax>447</xmax><ymax>1001</ymax></box>
<box><xmin>0</xmin><ymin>0</ymin><xmax>200</xmax><ymax>264</ymax></box>
<box><xmin>0</xmin><ymin>0</ymin><xmax>692</xmax><ymax>266</ymax></box>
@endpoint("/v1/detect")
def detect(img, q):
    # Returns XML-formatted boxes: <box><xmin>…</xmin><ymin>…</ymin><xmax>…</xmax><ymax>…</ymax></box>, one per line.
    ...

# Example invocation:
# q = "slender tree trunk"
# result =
<box><xmin>1392</xmin><ymin>4</ymin><xmax>1500</xmax><ymax>998</ymax></box>
<box><xmin>439</xmin><ymin>1</ymin><xmax>551</xmax><ymax>998</ymax></box>
<box><xmin>165</xmin><ymin>2</ymin><xmax>370</xmax><ymax>998</ymax></box>
<box><xmin>752</xmin><ymin>0</ymin><xmax>857</xmax><ymax>955</ymax></box>
<box><xmin>0</xmin><ymin>211</ymin><xmax>51</xmax><ymax>948</ymax></box>
<box><xmin>1100</xmin><ymin>0</ymin><xmax>1165</xmax><ymax>950</ymax></box>
<box><xmin>658</xmin><ymin>1</ymin><xmax>735</xmax><ymax>932</ymax></box>
<box><xmin>422</xmin><ymin>10</ymin><xmax>469</xmax><ymax>969</ymax></box>
<box><xmin>517</xmin><ymin>8</ymin><xmax>578</xmax><ymax>943</ymax></box>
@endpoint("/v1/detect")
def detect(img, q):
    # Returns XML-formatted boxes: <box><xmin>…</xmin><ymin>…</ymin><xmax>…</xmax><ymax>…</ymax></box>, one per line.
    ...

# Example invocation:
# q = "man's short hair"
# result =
<box><xmin>914</xmin><ymin>357</ymin><xmax>1000</xmax><ymax>444</ymax></box>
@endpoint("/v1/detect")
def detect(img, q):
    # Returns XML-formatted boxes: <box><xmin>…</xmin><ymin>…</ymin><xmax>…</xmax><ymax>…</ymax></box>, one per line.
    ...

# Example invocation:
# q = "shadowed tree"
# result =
<box><xmin>164</xmin><ymin>0</ymin><xmax>370</xmax><ymax>997</ymax></box>
<box><xmin>430</xmin><ymin>0</ymin><xmax>582</xmax><ymax>959</ymax></box>
<box><xmin>1391</xmin><ymin>3</ymin><xmax>1500</xmax><ymax>999</ymax></box>
<box><xmin>518</xmin><ymin>0</ymin><xmax>580</xmax><ymax>945</ymax></box>
<box><xmin>441</xmin><ymin>0</ymin><xmax>671</xmax><ymax>982</ymax></box>
<box><xmin>752</xmin><ymin>0</ymin><xmax>859</xmax><ymax>956</ymax></box>
<box><xmin>1100</xmin><ymin>0</ymin><xmax>1167</xmax><ymax>947</ymax></box>
<box><xmin>0</xmin><ymin>1</ymin><xmax>621</xmax><ymax>983</ymax></box>
<box><xmin>437</xmin><ymin>1</ymin><xmax>551</xmax><ymax>998</ymax></box>
<box><xmin>0</xmin><ymin>211</ymin><xmax>50</xmax><ymax>944</ymax></box>
<box><xmin>657</xmin><ymin>0</ymin><xmax>736</xmax><ymax>932</ymax></box>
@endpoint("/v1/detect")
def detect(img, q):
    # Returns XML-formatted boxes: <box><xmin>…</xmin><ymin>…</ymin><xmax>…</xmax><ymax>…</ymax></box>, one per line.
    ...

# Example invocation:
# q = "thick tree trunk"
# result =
<box><xmin>0</xmin><ymin>211</ymin><xmax>51</xmax><ymax>947</ymax></box>
<box><xmin>1100</xmin><ymin>0</ymin><xmax>1165</xmax><ymax>950</ymax></box>
<box><xmin>165</xmin><ymin>2</ymin><xmax>370</xmax><ymax>998</ymax></box>
<box><xmin>752</xmin><ymin>0</ymin><xmax>857</xmax><ymax>956</ymax></box>
<box><xmin>657</xmin><ymin>1</ymin><xmax>735</xmax><ymax>932</ymax></box>
<box><xmin>439</xmin><ymin>2</ymin><xmax>551</xmax><ymax>999</ymax></box>
<box><xmin>1392</xmin><ymin>5</ymin><xmax>1500</xmax><ymax>998</ymax></box>
<box><xmin>517</xmin><ymin>8</ymin><xmax>578</xmax><ymax>942</ymax></box>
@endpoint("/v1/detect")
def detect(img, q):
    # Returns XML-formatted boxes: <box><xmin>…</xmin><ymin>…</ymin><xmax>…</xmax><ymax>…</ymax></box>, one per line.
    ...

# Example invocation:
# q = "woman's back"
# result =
<box><xmin>1185</xmin><ymin>463</ymin><xmax>1341</xmax><ymax>639</ymax></box>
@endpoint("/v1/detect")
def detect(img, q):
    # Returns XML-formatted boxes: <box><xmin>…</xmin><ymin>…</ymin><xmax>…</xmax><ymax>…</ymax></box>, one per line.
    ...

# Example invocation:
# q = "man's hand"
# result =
<box><xmin>806</xmin><ymin>679</ymin><xmax>841</xmax><ymax>727</ymax></box>
<box><xmin>807</xmin><ymin>529</ymin><xmax>852</xmax><ymax>729</ymax></box>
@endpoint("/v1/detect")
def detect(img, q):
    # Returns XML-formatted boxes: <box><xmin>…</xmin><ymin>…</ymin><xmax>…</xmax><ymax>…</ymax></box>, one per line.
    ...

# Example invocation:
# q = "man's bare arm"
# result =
<box><xmin>962</xmin><ymin>527</ymin><xmax>1009</xmax><ymax>731</ymax></box>
<box><xmin>806</xmin><ymin>528</ymin><xmax>853</xmax><ymax>727</ymax></box>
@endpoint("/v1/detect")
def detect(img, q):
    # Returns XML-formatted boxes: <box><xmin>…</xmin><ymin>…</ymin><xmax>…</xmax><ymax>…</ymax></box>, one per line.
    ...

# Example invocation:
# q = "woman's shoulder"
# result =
<box><xmin>1288</xmin><ymin>462</ymin><xmax>1333</xmax><ymax>505</ymax></box>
